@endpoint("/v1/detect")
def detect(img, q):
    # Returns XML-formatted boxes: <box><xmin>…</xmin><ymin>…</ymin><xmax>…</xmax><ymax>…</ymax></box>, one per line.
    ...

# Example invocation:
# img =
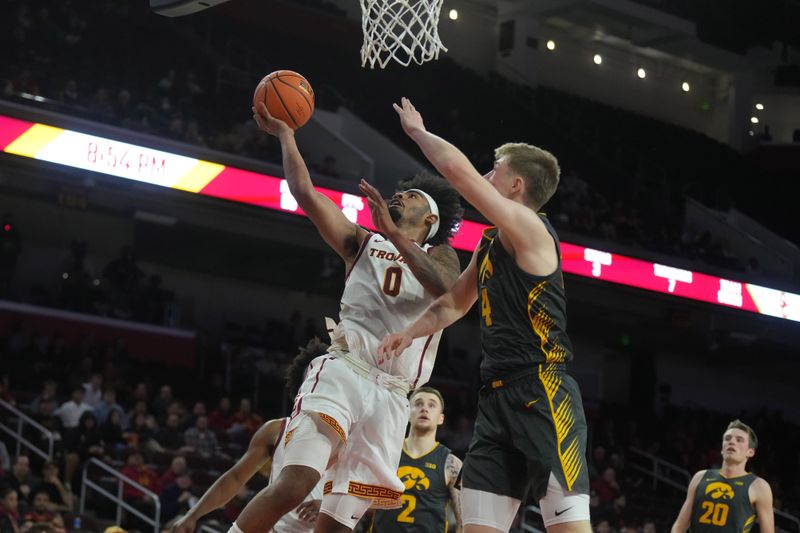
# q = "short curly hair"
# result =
<box><xmin>397</xmin><ymin>172</ymin><xmax>464</xmax><ymax>247</ymax></box>
<box><xmin>285</xmin><ymin>337</ymin><xmax>330</xmax><ymax>400</ymax></box>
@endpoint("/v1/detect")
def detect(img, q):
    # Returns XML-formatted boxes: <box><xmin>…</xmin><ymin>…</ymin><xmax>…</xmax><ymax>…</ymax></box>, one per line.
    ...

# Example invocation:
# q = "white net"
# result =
<box><xmin>360</xmin><ymin>0</ymin><xmax>448</xmax><ymax>68</ymax></box>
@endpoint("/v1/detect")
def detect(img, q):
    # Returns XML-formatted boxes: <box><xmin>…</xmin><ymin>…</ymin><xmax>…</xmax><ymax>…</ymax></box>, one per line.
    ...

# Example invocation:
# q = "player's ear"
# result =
<box><xmin>437</xmin><ymin>413</ymin><xmax>444</xmax><ymax>426</ymax></box>
<box><xmin>746</xmin><ymin>447</ymin><xmax>755</xmax><ymax>459</ymax></box>
<box><xmin>425</xmin><ymin>212</ymin><xmax>439</xmax><ymax>229</ymax></box>
<box><xmin>512</xmin><ymin>175</ymin><xmax>525</xmax><ymax>194</ymax></box>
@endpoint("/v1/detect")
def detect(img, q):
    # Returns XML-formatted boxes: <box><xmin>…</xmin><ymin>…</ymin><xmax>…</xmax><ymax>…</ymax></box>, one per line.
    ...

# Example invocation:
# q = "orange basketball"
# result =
<box><xmin>253</xmin><ymin>70</ymin><xmax>315</xmax><ymax>129</ymax></box>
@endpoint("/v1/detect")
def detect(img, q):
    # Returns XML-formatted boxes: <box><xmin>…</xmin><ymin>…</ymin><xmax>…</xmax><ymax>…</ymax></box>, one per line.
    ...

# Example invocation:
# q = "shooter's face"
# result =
<box><xmin>388</xmin><ymin>190</ymin><xmax>430</xmax><ymax>225</ymax></box>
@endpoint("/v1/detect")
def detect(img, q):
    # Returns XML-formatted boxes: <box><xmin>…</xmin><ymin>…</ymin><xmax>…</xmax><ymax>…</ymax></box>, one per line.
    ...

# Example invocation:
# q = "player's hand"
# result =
<box><xmin>379</xmin><ymin>331</ymin><xmax>414</xmax><ymax>359</ymax></box>
<box><xmin>393</xmin><ymin>97</ymin><xmax>426</xmax><ymax>137</ymax></box>
<box><xmin>359</xmin><ymin>179</ymin><xmax>399</xmax><ymax>237</ymax></box>
<box><xmin>170</xmin><ymin>513</ymin><xmax>197</xmax><ymax>533</ymax></box>
<box><xmin>253</xmin><ymin>102</ymin><xmax>293</xmax><ymax>138</ymax></box>
<box><xmin>296</xmin><ymin>499</ymin><xmax>321</xmax><ymax>524</ymax></box>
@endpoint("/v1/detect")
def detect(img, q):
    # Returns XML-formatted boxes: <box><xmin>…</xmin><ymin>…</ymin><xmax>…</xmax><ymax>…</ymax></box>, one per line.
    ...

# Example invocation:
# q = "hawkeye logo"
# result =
<box><xmin>705</xmin><ymin>482</ymin><xmax>735</xmax><ymax>500</ymax></box>
<box><xmin>479</xmin><ymin>254</ymin><xmax>494</xmax><ymax>285</ymax></box>
<box><xmin>398</xmin><ymin>466</ymin><xmax>430</xmax><ymax>491</ymax></box>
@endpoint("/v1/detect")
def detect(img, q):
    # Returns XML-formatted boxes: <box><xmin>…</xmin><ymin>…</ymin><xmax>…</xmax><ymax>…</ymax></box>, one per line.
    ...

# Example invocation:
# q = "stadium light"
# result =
<box><xmin>637</xmin><ymin>68</ymin><xmax>646</xmax><ymax>79</ymax></box>
<box><xmin>593</xmin><ymin>54</ymin><xmax>603</xmax><ymax>65</ymax></box>
<box><xmin>755</xmin><ymin>103</ymin><xmax>764</xmax><ymax>110</ymax></box>
<box><xmin>546</xmin><ymin>40</ymin><xmax>556</xmax><ymax>51</ymax></box>
<box><xmin>448</xmin><ymin>9</ymin><xmax>458</xmax><ymax>20</ymax></box>
<box><xmin>681</xmin><ymin>81</ymin><xmax>690</xmax><ymax>92</ymax></box>
<box><xmin>750</xmin><ymin>116</ymin><xmax>759</xmax><ymax>124</ymax></box>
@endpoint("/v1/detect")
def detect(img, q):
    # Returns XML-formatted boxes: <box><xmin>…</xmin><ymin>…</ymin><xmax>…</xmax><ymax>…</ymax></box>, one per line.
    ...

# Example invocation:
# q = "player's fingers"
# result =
<box><xmin>256</xmin><ymin>101</ymin><xmax>274</xmax><ymax>121</ymax></box>
<box><xmin>392</xmin><ymin>103</ymin><xmax>402</xmax><ymax>113</ymax></box>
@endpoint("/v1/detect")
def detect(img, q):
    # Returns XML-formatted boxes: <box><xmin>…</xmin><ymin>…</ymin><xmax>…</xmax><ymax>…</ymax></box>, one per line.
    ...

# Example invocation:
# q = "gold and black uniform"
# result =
<box><xmin>462</xmin><ymin>217</ymin><xmax>589</xmax><ymax>501</ymax></box>
<box><xmin>691</xmin><ymin>470</ymin><xmax>757</xmax><ymax>533</ymax></box>
<box><xmin>371</xmin><ymin>443</ymin><xmax>451</xmax><ymax>533</ymax></box>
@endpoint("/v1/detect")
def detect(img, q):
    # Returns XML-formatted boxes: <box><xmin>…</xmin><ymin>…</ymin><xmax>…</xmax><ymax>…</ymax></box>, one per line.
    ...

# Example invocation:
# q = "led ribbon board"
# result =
<box><xmin>1</xmin><ymin>114</ymin><xmax>798</xmax><ymax>323</ymax></box>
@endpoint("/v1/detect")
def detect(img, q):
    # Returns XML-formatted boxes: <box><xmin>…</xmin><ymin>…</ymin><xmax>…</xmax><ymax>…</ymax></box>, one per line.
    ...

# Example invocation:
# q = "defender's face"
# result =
<box><xmin>409</xmin><ymin>392</ymin><xmax>444</xmax><ymax>431</ymax></box>
<box><xmin>388</xmin><ymin>189</ymin><xmax>431</xmax><ymax>224</ymax></box>
<box><xmin>721</xmin><ymin>428</ymin><xmax>754</xmax><ymax>462</ymax></box>
<box><xmin>484</xmin><ymin>158</ymin><xmax>517</xmax><ymax>198</ymax></box>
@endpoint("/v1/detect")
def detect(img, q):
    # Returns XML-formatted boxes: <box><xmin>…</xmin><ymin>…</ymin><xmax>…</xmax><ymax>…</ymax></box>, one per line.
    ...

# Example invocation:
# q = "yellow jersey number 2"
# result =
<box><xmin>397</xmin><ymin>494</ymin><xmax>417</xmax><ymax>523</ymax></box>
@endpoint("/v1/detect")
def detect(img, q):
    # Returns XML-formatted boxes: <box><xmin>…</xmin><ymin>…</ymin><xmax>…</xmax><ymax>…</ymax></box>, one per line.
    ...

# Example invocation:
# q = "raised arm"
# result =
<box><xmin>751</xmin><ymin>478</ymin><xmax>774</xmax><ymax>533</ymax></box>
<box><xmin>171</xmin><ymin>418</ymin><xmax>284</xmax><ymax>533</ymax></box>
<box><xmin>379</xmin><ymin>246</ymin><xmax>478</xmax><ymax>358</ymax></box>
<box><xmin>394</xmin><ymin>98</ymin><xmax>555</xmax><ymax>274</ymax></box>
<box><xmin>671</xmin><ymin>470</ymin><xmax>705</xmax><ymax>533</ymax></box>
<box><xmin>359</xmin><ymin>179</ymin><xmax>460</xmax><ymax>296</ymax></box>
<box><xmin>445</xmin><ymin>453</ymin><xmax>463</xmax><ymax>533</ymax></box>
<box><xmin>254</xmin><ymin>103</ymin><xmax>367</xmax><ymax>265</ymax></box>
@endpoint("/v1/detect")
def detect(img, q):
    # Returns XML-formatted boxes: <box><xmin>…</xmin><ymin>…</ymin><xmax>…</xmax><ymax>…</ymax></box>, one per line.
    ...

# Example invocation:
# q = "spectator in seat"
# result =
<box><xmin>228</xmin><ymin>399</ymin><xmax>262</xmax><ymax>441</ymax></box>
<box><xmin>29</xmin><ymin>381</ymin><xmax>58</xmax><ymax>415</ymax></box>
<box><xmin>0</xmin><ymin>487</ymin><xmax>20</xmax><ymax>533</ymax></box>
<box><xmin>119</xmin><ymin>450</ymin><xmax>159</xmax><ymax>503</ymax></box>
<box><xmin>124</xmin><ymin>413</ymin><xmax>158</xmax><ymax>451</ymax></box>
<box><xmin>82</xmin><ymin>373</ymin><xmax>103</xmax><ymax>408</ymax></box>
<box><xmin>64</xmin><ymin>412</ymin><xmax>104</xmax><ymax>484</ymax></box>
<box><xmin>153</xmin><ymin>414</ymin><xmax>185</xmax><ymax>452</ymax></box>
<box><xmin>32</xmin><ymin>462</ymin><xmax>72</xmax><ymax>514</ymax></box>
<box><xmin>159</xmin><ymin>472</ymin><xmax>197</xmax><ymax>523</ymax></box>
<box><xmin>101</xmin><ymin>409</ymin><xmax>127</xmax><ymax>456</ymax></box>
<box><xmin>591</xmin><ymin>467</ymin><xmax>621</xmax><ymax>506</ymax></box>
<box><xmin>183</xmin><ymin>416</ymin><xmax>219</xmax><ymax>458</ymax></box>
<box><xmin>158</xmin><ymin>457</ymin><xmax>187</xmax><ymax>490</ymax></box>
<box><xmin>208</xmin><ymin>397</ymin><xmax>233</xmax><ymax>435</ymax></box>
<box><xmin>94</xmin><ymin>389</ymin><xmax>125</xmax><ymax>426</ymax></box>
<box><xmin>21</xmin><ymin>490</ymin><xmax>65</xmax><ymax>533</ymax></box>
<box><xmin>151</xmin><ymin>385</ymin><xmax>173</xmax><ymax>418</ymax></box>
<box><xmin>53</xmin><ymin>388</ymin><xmax>92</xmax><ymax>430</ymax></box>
<box><xmin>126</xmin><ymin>400</ymin><xmax>149</xmax><ymax>428</ymax></box>
<box><xmin>184</xmin><ymin>402</ymin><xmax>206</xmax><ymax>430</ymax></box>
<box><xmin>34</xmin><ymin>399</ymin><xmax>63</xmax><ymax>444</ymax></box>
<box><xmin>1</xmin><ymin>456</ymin><xmax>37</xmax><ymax>505</ymax></box>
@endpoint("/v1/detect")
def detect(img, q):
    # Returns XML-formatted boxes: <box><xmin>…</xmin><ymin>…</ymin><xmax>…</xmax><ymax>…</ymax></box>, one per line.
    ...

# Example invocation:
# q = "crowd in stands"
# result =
<box><xmin>3</xmin><ymin>311</ymin><xmax>799</xmax><ymax>533</ymax></box>
<box><xmin>0</xmin><ymin>0</ymin><xmax>784</xmax><ymax>284</ymax></box>
<box><xmin>0</xmin><ymin>220</ymin><xmax>176</xmax><ymax>327</ymax></box>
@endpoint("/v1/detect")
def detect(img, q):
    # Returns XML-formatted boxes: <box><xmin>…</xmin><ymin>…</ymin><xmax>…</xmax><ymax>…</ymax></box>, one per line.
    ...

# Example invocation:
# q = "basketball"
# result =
<box><xmin>253</xmin><ymin>70</ymin><xmax>315</xmax><ymax>129</ymax></box>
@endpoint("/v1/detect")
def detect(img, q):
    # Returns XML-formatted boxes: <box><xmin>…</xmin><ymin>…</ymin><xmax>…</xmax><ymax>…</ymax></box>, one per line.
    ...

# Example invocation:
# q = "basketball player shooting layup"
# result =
<box><xmin>671</xmin><ymin>420</ymin><xmax>774</xmax><ymax>533</ymax></box>
<box><xmin>380</xmin><ymin>98</ymin><xmax>592</xmax><ymax>533</ymax></box>
<box><xmin>241</xmin><ymin>101</ymin><xmax>463</xmax><ymax>533</ymax></box>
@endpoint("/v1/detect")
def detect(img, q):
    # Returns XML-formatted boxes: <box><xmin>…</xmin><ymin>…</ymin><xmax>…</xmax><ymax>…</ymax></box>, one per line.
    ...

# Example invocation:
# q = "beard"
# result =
<box><xmin>388</xmin><ymin>206</ymin><xmax>402</xmax><ymax>222</ymax></box>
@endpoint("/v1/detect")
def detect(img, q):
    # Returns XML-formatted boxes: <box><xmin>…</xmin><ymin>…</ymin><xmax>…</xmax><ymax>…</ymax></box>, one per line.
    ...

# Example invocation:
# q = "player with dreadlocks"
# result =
<box><xmin>228</xmin><ymin>101</ymin><xmax>464</xmax><ymax>533</ymax></box>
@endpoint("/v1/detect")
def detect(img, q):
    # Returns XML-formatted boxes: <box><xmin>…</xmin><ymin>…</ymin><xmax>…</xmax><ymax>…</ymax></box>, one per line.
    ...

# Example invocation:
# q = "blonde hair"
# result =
<box><xmin>494</xmin><ymin>143</ymin><xmax>560</xmax><ymax>209</ymax></box>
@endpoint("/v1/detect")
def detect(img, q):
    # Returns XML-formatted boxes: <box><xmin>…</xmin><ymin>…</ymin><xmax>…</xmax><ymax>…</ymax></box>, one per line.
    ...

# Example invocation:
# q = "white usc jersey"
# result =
<box><xmin>270</xmin><ymin>418</ymin><xmax>324</xmax><ymax>533</ymax></box>
<box><xmin>337</xmin><ymin>233</ymin><xmax>441</xmax><ymax>388</ymax></box>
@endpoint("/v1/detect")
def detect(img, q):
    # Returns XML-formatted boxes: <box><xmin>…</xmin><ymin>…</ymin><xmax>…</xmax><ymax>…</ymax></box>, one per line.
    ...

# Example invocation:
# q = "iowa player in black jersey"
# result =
<box><xmin>672</xmin><ymin>420</ymin><xmax>774</xmax><ymax>533</ymax></box>
<box><xmin>371</xmin><ymin>387</ymin><xmax>463</xmax><ymax>533</ymax></box>
<box><xmin>381</xmin><ymin>98</ymin><xmax>591</xmax><ymax>533</ymax></box>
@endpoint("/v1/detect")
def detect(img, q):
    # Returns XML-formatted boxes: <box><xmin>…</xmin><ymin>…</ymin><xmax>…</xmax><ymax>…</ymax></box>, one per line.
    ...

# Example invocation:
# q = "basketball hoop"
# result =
<box><xmin>360</xmin><ymin>0</ymin><xmax>448</xmax><ymax>68</ymax></box>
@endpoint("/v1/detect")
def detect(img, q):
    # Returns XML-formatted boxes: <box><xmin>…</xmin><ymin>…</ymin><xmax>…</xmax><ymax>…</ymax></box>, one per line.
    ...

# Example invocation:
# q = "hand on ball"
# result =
<box><xmin>253</xmin><ymin>102</ymin><xmax>293</xmax><ymax>138</ymax></box>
